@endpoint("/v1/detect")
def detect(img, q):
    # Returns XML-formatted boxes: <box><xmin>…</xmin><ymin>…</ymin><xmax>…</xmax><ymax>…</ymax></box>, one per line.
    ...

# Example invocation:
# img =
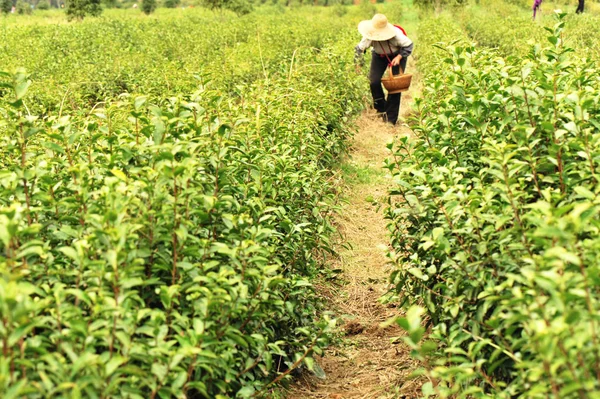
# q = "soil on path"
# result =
<box><xmin>286</xmin><ymin>105</ymin><xmax>420</xmax><ymax>399</ymax></box>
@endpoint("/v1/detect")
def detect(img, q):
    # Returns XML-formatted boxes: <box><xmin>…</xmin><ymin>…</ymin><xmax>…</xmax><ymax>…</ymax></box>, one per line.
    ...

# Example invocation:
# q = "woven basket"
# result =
<box><xmin>381</xmin><ymin>66</ymin><xmax>412</xmax><ymax>94</ymax></box>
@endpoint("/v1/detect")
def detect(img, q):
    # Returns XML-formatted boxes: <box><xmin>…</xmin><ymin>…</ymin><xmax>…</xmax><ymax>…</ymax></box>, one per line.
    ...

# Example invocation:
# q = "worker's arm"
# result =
<box><xmin>354</xmin><ymin>37</ymin><xmax>372</xmax><ymax>66</ymax></box>
<box><xmin>392</xmin><ymin>32</ymin><xmax>414</xmax><ymax>59</ymax></box>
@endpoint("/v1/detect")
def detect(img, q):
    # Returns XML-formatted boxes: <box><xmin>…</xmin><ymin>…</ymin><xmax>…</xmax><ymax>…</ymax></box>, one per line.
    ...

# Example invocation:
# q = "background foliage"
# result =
<box><xmin>141</xmin><ymin>0</ymin><xmax>156</xmax><ymax>13</ymax></box>
<box><xmin>65</xmin><ymin>0</ymin><xmax>103</xmax><ymax>19</ymax></box>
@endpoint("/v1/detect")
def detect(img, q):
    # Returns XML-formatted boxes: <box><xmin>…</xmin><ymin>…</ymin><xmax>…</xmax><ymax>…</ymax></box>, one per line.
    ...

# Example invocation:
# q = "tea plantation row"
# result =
<box><xmin>459</xmin><ymin>0</ymin><xmax>600</xmax><ymax>60</ymax></box>
<box><xmin>387</xmin><ymin>8</ymin><xmax>600</xmax><ymax>399</ymax></box>
<box><xmin>0</xmin><ymin>6</ymin><xmax>379</xmax><ymax>398</ymax></box>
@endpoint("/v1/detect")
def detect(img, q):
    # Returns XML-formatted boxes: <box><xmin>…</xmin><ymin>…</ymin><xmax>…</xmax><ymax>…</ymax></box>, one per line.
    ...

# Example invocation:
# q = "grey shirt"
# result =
<box><xmin>355</xmin><ymin>27</ymin><xmax>414</xmax><ymax>64</ymax></box>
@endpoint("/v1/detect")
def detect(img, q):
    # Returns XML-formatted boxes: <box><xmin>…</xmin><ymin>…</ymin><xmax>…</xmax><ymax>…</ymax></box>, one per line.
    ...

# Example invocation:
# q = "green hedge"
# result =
<box><xmin>0</xmin><ymin>6</ymin><xmax>366</xmax><ymax>398</ymax></box>
<box><xmin>386</xmin><ymin>12</ymin><xmax>600</xmax><ymax>398</ymax></box>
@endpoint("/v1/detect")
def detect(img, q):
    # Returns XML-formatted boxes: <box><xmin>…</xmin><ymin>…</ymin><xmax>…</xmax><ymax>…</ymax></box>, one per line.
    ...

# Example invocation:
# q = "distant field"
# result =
<box><xmin>0</xmin><ymin>6</ymin><xmax>368</xmax><ymax>111</ymax></box>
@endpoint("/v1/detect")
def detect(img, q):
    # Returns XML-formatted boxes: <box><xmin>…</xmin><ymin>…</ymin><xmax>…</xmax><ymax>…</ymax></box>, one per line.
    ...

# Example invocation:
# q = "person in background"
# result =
<box><xmin>355</xmin><ymin>14</ymin><xmax>414</xmax><ymax>126</ymax></box>
<box><xmin>532</xmin><ymin>0</ymin><xmax>542</xmax><ymax>19</ymax></box>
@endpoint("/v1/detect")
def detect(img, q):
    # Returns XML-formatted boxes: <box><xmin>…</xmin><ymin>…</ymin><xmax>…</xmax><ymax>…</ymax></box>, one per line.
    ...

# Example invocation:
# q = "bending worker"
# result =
<box><xmin>355</xmin><ymin>14</ymin><xmax>414</xmax><ymax>125</ymax></box>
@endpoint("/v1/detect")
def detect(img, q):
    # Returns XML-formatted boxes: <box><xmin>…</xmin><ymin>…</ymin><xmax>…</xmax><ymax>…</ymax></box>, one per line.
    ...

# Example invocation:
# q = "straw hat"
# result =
<box><xmin>358</xmin><ymin>14</ymin><xmax>397</xmax><ymax>41</ymax></box>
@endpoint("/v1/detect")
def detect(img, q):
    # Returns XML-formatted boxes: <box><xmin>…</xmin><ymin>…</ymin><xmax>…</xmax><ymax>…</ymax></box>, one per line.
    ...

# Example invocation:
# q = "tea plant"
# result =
<box><xmin>387</xmin><ymin>11</ymin><xmax>600</xmax><ymax>398</ymax></box>
<box><xmin>1</xmin><ymin>0</ymin><xmax>11</xmax><ymax>14</ymax></box>
<box><xmin>141</xmin><ymin>0</ymin><xmax>157</xmax><ymax>13</ymax></box>
<box><xmin>66</xmin><ymin>0</ymin><xmax>103</xmax><ymax>20</ymax></box>
<box><xmin>459</xmin><ymin>0</ymin><xmax>600</xmax><ymax>60</ymax></box>
<box><xmin>0</xmin><ymin>6</ymin><xmax>366</xmax><ymax>397</ymax></box>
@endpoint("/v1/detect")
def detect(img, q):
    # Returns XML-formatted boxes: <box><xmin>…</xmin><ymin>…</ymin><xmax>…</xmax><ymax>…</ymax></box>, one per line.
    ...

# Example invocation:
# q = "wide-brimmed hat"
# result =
<box><xmin>358</xmin><ymin>14</ymin><xmax>397</xmax><ymax>41</ymax></box>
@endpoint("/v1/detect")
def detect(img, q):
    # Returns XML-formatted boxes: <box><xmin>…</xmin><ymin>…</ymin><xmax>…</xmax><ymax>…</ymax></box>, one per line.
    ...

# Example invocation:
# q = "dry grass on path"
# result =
<box><xmin>286</xmin><ymin>110</ymin><xmax>420</xmax><ymax>399</ymax></box>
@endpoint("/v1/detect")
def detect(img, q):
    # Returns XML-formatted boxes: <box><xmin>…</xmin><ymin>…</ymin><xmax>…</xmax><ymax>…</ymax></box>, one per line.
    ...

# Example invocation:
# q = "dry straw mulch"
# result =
<box><xmin>286</xmin><ymin>111</ymin><xmax>422</xmax><ymax>399</ymax></box>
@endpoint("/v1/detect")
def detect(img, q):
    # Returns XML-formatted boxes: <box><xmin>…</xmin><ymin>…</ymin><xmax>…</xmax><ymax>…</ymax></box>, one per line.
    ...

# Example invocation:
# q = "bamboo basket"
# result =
<box><xmin>381</xmin><ymin>66</ymin><xmax>412</xmax><ymax>94</ymax></box>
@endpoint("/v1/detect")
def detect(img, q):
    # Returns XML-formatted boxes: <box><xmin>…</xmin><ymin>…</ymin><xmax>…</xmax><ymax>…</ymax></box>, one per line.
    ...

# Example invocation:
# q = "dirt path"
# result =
<box><xmin>286</xmin><ymin>104</ymin><xmax>420</xmax><ymax>398</ymax></box>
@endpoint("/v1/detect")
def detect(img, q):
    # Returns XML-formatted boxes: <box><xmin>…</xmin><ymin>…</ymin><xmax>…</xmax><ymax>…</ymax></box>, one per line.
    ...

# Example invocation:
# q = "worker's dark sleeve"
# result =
<box><xmin>355</xmin><ymin>45</ymin><xmax>366</xmax><ymax>66</ymax></box>
<box><xmin>399</xmin><ymin>42</ymin><xmax>414</xmax><ymax>59</ymax></box>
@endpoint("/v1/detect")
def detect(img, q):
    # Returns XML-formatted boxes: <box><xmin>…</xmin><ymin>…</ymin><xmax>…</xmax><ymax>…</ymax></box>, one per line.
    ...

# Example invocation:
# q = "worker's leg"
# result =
<box><xmin>385</xmin><ymin>57</ymin><xmax>408</xmax><ymax>125</ymax></box>
<box><xmin>369</xmin><ymin>53</ymin><xmax>388</xmax><ymax>115</ymax></box>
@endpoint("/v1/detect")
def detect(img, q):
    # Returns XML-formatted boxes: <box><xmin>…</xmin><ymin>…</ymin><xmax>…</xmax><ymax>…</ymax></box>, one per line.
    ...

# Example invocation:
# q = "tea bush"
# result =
<box><xmin>459</xmin><ymin>0</ymin><xmax>600</xmax><ymax>60</ymax></box>
<box><xmin>142</xmin><ymin>0</ymin><xmax>157</xmax><ymax>13</ymax></box>
<box><xmin>163</xmin><ymin>0</ymin><xmax>180</xmax><ymax>8</ymax></box>
<box><xmin>387</xmin><ymin>11</ymin><xmax>600</xmax><ymax>398</ymax></box>
<box><xmin>0</xmin><ymin>6</ymin><xmax>367</xmax><ymax>398</ymax></box>
<box><xmin>0</xmin><ymin>7</ymin><xmax>359</xmax><ymax>112</ymax></box>
<box><xmin>16</xmin><ymin>0</ymin><xmax>33</xmax><ymax>14</ymax></box>
<box><xmin>1</xmin><ymin>0</ymin><xmax>11</xmax><ymax>14</ymax></box>
<box><xmin>37</xmin><ymin>0</ymin><xmax>51</xmax><ymax>9</ymax></box>
<box><xmin>66</xmin><ymin>0</ymin><xmax>103</xmax><ymax>20</ymax></box>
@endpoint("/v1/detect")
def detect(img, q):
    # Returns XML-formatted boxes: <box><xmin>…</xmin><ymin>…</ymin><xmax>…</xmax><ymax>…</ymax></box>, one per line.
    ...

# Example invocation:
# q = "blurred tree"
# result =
<box><xmin>66</xmin><ymin>0</ymin><xmax>102</xmax><ymax>19</ymax></box>
<box><xmin>413</xmin><ymin>0</ymin><xmax>466</xmax><ymax>9</ymax></box>
<box><xmin>164</xmin><ymin>0</ymin><xmax>179</xmax><ymax>8</ymax></box>
<box><xmin>203</xmin><ymin>0</ymin><xmax>252</xmax><ymax>14</ymax></box>
<box><xmin>1</xmin><ymin>0</ymin><xmax>12</xmax><ymax>14</ymax></box>
<box><xmin>37</xmin><ymin>0</ymin><xmax>51</xmax><ymax>9</ymax></box>
<box><xmin>141</xmin><ymin>0</ymin><xmax>155</xmax><ymax>14</ymax></box>
<box><xmin>16</xmin><ymin>0</ymin><xmax>32</xmax><ymax>13</ymax></box>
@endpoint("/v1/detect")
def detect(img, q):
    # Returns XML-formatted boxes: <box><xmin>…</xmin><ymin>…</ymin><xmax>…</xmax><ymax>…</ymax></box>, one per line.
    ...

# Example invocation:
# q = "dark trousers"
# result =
<box><xmin>369</xmin><ymin>52</ymin><xmax>408</xmax><ymax>125</ymax></box>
